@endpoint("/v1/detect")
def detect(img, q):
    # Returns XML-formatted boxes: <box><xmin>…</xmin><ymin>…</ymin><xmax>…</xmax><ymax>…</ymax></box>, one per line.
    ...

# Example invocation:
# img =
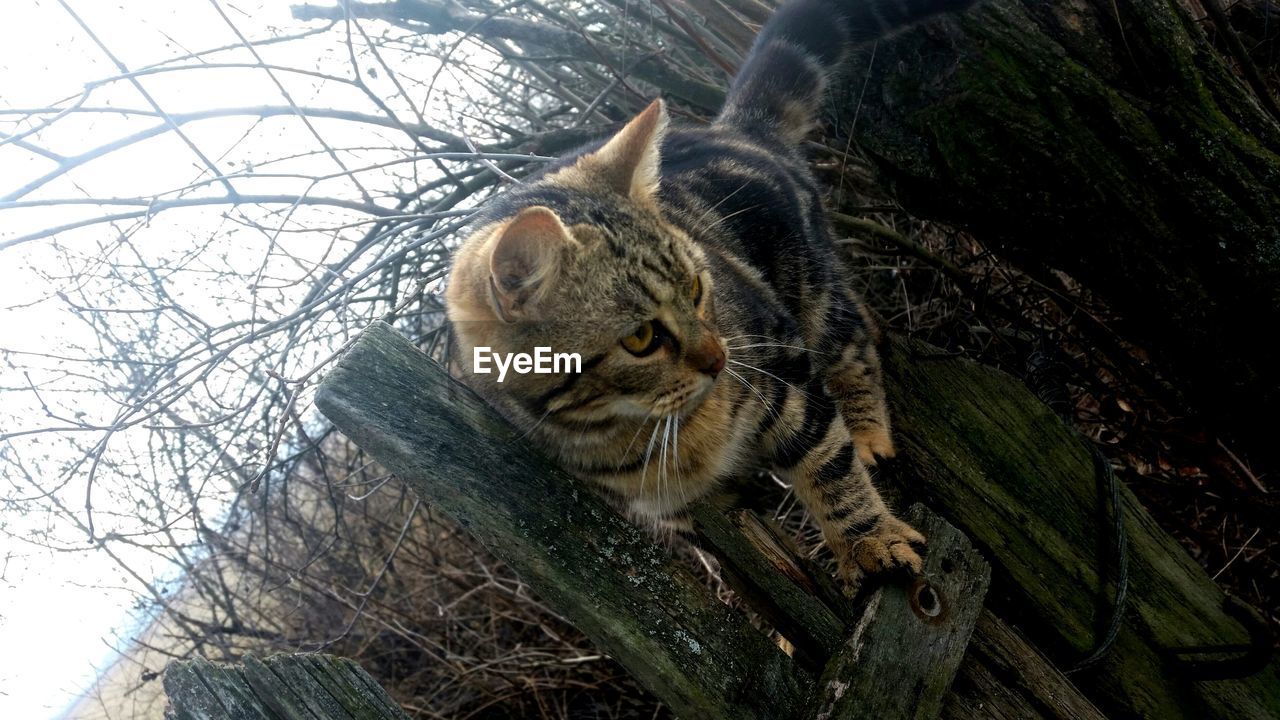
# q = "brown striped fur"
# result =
<box><xmin>445</xmin><ymin>0</ymin><xmax>973</xmax><ymax>586</ymax></box>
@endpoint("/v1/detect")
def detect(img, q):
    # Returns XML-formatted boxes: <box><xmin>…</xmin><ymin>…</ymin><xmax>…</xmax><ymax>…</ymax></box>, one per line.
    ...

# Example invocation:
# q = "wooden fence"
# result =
<box><xmin>165</xmin><ymin>322</ymin><xmax>1279</xmax><ymax>719</ymax></box>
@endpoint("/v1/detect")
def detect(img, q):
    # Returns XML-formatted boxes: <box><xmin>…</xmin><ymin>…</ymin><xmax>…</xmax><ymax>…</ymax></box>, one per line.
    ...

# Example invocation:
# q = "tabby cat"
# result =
<box><xmin>446</xmin><ymin>0</ymin><xmax>973</xmax><ymax>585</ymax></box>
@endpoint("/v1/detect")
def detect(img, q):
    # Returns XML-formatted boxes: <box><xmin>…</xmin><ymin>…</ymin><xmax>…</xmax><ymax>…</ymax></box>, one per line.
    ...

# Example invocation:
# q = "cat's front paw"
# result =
<box><xmin>836</xmin><ymin>517</ymin><xmax>925</xmax><ymax>588</ymax></box>
<box><xmin>851</xmin><ymin>425</ymin><xmax>896</xmax><ymax>465</ymax></box>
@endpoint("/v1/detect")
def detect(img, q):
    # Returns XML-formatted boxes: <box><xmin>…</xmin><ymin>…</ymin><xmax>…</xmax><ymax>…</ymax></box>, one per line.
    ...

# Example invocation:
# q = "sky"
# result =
<box><xmin>0</xmin><ymin>2</ymin><xmax>438</xmax><ymax>716</ymax></box>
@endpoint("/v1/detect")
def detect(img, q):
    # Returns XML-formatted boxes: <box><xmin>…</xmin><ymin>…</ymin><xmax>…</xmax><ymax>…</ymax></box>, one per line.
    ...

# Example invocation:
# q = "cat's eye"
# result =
<box><xmin>690</xmin><ymin>275</ymin><xmax>703</xmax><ymax>305</ymax></box>
<box><xmin>621</xmin><ymin>320</ymin><xmax>659</xmax><ymax>356</ymax></box>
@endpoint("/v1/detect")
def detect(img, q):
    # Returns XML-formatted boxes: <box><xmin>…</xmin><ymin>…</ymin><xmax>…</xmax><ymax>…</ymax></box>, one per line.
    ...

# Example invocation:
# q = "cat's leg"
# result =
<box><xmin>771</xmin><ymin>388</ymin><xmax>922</xmax><ymax>586</ymax></box>
<box><xmin>824</xmin><ymin>317</ymin><xmax>895</xmax><ymax>465</ymax></box>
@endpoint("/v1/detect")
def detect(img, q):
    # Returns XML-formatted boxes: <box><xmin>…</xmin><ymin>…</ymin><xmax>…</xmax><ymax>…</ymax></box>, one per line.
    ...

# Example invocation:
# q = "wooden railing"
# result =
<box><xmin>164</xmin><ymin>322</ymin><xmax>1279</xmax><ymax>719</ymax></box>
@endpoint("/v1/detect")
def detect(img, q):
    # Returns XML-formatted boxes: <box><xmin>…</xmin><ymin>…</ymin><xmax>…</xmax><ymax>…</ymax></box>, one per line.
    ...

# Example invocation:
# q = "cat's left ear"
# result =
<box><xmin>571</xmin><ymin>99</ymin><xmax>668</xmax><ymax>203</ymax></box>
<box><xmin>487</xmin><ymin>206</ymin><xmax>572</xmax><ymax>322</ymax></box>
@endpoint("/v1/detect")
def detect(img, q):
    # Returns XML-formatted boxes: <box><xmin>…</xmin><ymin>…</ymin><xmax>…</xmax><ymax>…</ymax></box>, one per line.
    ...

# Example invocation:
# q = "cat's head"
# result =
<box><xmin>446</xmin><ymin>100</ymin><xmax>727</xmax><ymax>424</ymax></box>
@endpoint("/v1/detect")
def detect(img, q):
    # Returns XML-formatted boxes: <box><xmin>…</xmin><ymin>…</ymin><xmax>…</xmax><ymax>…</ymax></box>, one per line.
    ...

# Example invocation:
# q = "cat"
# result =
<box><xmin>445</xmin><ymin>0</ymin><xmax>974</xmax><ymax>586</ymax></box>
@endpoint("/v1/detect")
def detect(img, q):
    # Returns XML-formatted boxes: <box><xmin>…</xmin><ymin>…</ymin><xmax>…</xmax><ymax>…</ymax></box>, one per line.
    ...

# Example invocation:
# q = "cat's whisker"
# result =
<box><xmin>672</xmin><ymin>415</ymin><xmax>690</xmax><ymax>510</ymax></box>
<box><xmin>621</xmin><ymin>409</ymin><xmax>660</xmax><ymax>461</ymax></box>
<box><xmin>672</xmin><ymin>414</ymin><xmax>680</xmax><ymax>475</ymax></box>
<box><xmin>640</xmin><ymin>416</ymin><xmax>664</xmax><ymax>491</ymax></box>
<box><xmin>726</xmin><ymin>342</ymin><xmax>823</xmax><ymax>354</ymax></box>
<box><xmin>724</xmin><ymin>367</ymin><xmax>767</xmax><ymax>405</ymax></box>
<box><xmin>713</xmin><ymin>203</ymin><xmax>762</xmax><ymax>227</ymax></box>
<box><xmin>722</xmin><ymin>334</ymin><xmax>823</xmax><ymax>359</ymax></box>
<box><xmin>661</xmin><ymin>416</ymin><xmax>670</xmax><ymax>482</ymax></box>
<box><xmin>660</xmin><ymin>415</ymin><xmax>673</xmax><ymax>511</ymax></box>
<box><xmin>693</xmin><ymin>179</ymin><xmax>752</xmax><ymax>227</ymax></box>
<box><xmin>727</xmin><ymin>359</ymin><xmax>813</xmax><ymax>400</ymax></box>
<box><xmin>519</xmin><ymin>407</ymin><xmax>554</xmax><ymax>440</ymax></box>
<box><xmin>724</xmin><ymin>367</ymin><xmax>782</xmax><ymax>424</ymax></box>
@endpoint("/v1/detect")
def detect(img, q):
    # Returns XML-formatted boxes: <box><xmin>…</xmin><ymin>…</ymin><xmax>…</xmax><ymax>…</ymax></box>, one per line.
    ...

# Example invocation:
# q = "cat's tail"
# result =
<box><xmin>715</xmin><ymin>0</ymin><xmax>973</xmax><ymax>144</ymax></box>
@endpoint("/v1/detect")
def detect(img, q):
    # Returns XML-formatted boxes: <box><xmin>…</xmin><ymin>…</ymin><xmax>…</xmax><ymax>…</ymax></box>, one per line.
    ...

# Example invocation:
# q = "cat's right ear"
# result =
<box><xmin>549</xmin><ymin>99</ymin><xmax>668</xmax><ymax>205</ymax></box>
<box><xmin>487</xmin><ymin>206</ymin><xmax>571</xmax><ymax>322</ymax></box>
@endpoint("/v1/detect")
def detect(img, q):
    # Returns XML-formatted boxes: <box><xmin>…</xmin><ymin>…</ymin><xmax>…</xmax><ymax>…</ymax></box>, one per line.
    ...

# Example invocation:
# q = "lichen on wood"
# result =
<box><xmin>164</xmin><ymin>654</ymin><xmax>409</xmax><ymax>720</ymax></box>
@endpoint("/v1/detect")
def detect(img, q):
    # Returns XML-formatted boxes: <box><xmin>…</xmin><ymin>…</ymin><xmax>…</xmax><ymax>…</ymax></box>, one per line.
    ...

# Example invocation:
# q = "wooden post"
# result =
<box><xmin>307</xmin><ymin>322</ymin><xmax>1280</xmax><ymax>718</ymax></box>
<box><xmin>812</xmin><ymin>507</ymin><xmax>990</xmax><ymax>720</ymax></box>
<box><xmin>696</xmin><ymin>505</ymin><xmax>1105</xmax><ymax>719</ymax></box>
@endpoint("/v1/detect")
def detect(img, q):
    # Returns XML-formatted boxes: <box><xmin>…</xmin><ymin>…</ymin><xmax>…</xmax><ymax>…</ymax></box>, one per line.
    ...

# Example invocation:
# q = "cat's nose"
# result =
<box><xmin>704</xmin><ymin>349</ymin><xmax>726</xmax><ymax>377</ymax></box>
<box><xmin>690</xmin><ymin>340</ymin><xmax>726</xmax><ymax>378</ymax></box>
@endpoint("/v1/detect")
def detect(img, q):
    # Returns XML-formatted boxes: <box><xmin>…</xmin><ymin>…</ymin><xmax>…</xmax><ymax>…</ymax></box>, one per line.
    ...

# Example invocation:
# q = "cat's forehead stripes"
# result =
<box><xmin>623</xmin><ymin>272</ymin><xmax>665</xmax><ymax>310</ymax></box>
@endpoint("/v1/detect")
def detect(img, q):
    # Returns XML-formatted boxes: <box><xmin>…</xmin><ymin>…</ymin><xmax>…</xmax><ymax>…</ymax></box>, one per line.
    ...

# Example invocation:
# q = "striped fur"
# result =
<box><xmin>720</xmin><ymin>0</ymin><xmax>975</xmax><ymax>142</ymax></box>
<box><xmin>445</xmin><ymin>0</ymin><xmax>972</xmax><ymax>585</ymax></box>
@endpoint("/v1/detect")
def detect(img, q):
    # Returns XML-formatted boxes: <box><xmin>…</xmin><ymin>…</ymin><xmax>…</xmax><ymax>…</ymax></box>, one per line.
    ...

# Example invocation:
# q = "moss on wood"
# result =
<box><xmin>840</xmin><ymin>0</ymin><xmax>1280</xmax><ymax>464</ymax></box>
<box><xmin>879</xmin><ymin>337</ymin><xmax>1280</xmax><ymax>719</ymax></box>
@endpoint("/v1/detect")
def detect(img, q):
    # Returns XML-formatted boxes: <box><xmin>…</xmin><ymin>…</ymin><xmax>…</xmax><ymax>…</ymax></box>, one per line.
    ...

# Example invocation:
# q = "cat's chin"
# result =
<box><xmin>673</xmin><ymin>377</ymin><xmax>718</xmax><ymax>418</ymax></box>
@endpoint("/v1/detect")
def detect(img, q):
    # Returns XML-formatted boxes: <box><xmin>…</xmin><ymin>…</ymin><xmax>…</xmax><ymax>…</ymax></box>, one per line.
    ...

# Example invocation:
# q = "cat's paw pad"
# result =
<box><xmin>837</xmin><ymin>518</ymin><xmax>925</xmax><ymax>587</ymax></box>
<box><xmin>852</xmin><ymin>426</ymin><xmax>896</xmax><ymax>465</ymax></box>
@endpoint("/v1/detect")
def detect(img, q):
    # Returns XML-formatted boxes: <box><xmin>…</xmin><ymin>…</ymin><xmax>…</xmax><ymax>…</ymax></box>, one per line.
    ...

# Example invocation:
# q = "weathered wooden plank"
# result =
<box><xmin>696</xmin><ymin>498</ymin><xmax>1097</xmax><ymax>719</ymax></box>
<box><xmin>945</xmin><ymin>613</ymin><xmax>1107</xmax><ymax>720</ymax></box>
<box><xmin>240</xmin><ymin>654</ymin><xmax>324</xmax><ymax>720</ymax></box>
<box><xmin>880</xmin><ymin>337</ymin><xmax>1280</xmax><ymax>719</ymax></box>
<box><xmin>314</xmin><ymin>321</ymin><xmax>813</xmax><ymax>720</ymax></box>
<box><xmin>163</xmin><ymin>659</ymin><xmax>234</xmax><ymax>720</ymax></box>
<box><xmin>946</xmin><ymin>657</ymin><xmax>1057</xmax><ymax>720</ymax></box>
<box><xmin>165</xmin><ymin>654</ymin><xmax>408</xmax><ymax>720</ymax></box>
<box><xmin>701</xmin><ymin>499</ymin><xmax>1098</xmax><ymax>719</ymax></box>
<box><xmin>811</xmin><ymin>506</ymin><xmax>990</xmax><ymax>720</ymax></box>
<box><xmin>260</xmin><ymin>654</ymin><xmax>359</xmax><ymax>720</ymax></box>
<box><xmin>690</xmin><ymin>502</ymin><xmax>847</xmax><ymax>668</ymax></box>
<box><xmin>300</xmin><ymin>655</ymin><xmax>409</xmax><ymax>719</ymax></box>
<box><xmin>323</xmin><ymin>657</ymin><xmax>409</xmax><ymax>720</ymax></box>
<box><xmin>190</xmin><ymin>658</ymin><xmax>279</xmax><ymax>720</ymax></box>
<box><xmin>312</xmin><ymin>322</ymin><xmax>1277</xmax><ymax>719</ymax></box>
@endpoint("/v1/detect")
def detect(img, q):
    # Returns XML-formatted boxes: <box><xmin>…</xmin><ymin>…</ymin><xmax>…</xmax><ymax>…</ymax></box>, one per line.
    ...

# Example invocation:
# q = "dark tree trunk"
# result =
<box><xmin>838</xmin><ymin>0</ymin><xmax>1280</xmax><ymax>467</ymax></box>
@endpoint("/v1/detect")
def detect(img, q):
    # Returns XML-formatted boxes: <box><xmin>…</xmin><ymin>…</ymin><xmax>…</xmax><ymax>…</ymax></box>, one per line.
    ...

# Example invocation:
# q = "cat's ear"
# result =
<box><xmin>575</xmin><ymin>99</ymin><xmax>668</xmax><ymax>202</ymax></box>
<box><xmin>487</xmin><ymin>206</ymin><xmax>571</xmax><ymax>322</ymax></box>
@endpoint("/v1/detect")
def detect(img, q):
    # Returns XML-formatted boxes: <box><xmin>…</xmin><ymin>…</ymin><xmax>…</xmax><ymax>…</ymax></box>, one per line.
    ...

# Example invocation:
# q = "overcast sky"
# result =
<box><xmin>0</xmin><ymin>2</ymin><xmax>424</xmax><ymax>716</ymax></box>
